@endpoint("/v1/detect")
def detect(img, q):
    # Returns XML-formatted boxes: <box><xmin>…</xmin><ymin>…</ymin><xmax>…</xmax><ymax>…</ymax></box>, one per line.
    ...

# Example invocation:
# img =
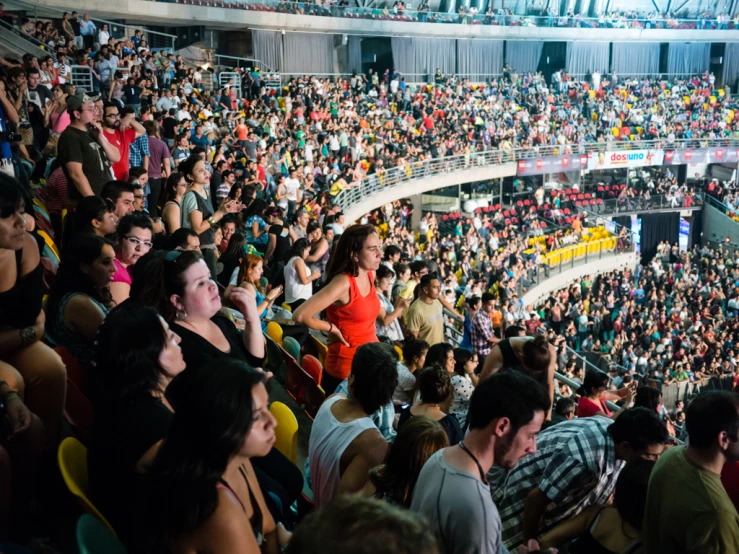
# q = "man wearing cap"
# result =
<box><xmin>58</xmin><ymin>92</ymin><xmax>120</xmax><ymax>202</ymax></box>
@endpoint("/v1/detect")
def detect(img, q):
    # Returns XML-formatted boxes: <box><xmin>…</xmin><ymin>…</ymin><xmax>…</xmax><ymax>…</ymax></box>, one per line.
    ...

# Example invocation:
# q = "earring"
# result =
<box><xmin>177</xmin><ymin>307</ymin><xmax>188</xmax><ymax>320</ymax></box>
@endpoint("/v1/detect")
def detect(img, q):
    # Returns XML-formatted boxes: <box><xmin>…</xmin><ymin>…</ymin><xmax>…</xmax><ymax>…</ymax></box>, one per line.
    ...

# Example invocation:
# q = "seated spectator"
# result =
<box><xmin>490</xmin><ymin>407</ymin><xmax>668</xmax><ymax>549</ymax></box>
<box><xmin>365</xmin><ymin>417</ymin><xmax>448</xmax><ymax>508</ymax></box>
<box><xmin>101</xmin><ymin>180</ymin><xmax>136</xmax><ymax>222</ymax></box>
<box><xmin>643</xmin><ymin>391</ymin><xmax>739</xmax><ymax>553</ymax></box>
<box><xmin>393</xmin><ymin>339</ymin><xmax>428</xmax><ymax>406</ymax></box>
<box><xmin>130</xmin><ymin>250</ymin><xmax>302</xmax><ymax>522</ymax></box>
<box><xmin>426</xmin><ymin>342</ymin><xmax>456</xmax><ymax>374</ymax></box>
<box><xmin>88</xmin><ymin>302</ymin><xmax>185</xmax><ymax>543</ymax></box>
<box><xmin>410</xmin><ymin>371</ymin><xmax>550</xmax><ymax>554</ymax></box>
<box><xmin>45</xmin><ymin>234</ymin><xmax>115</xmax><ymax>370</ymax></box>
<box><xmin>283</xmin><ymin>237</ymin><xmax>320</xmax><ymax>312</ymax></box>
<box><xmin>217</xmin><ymin>231</ymin><xmax>245</xmax><ymax>288</ymax></box>
<box><xmin>398</xmin><ymin>367</ymin><xmax>463</xmax><ymax>446</ymax></box>
<box><xmin>549</xmin><ymin>396</ymin><xmax>577</xmax><ymax>426</ymax></box>
<box><xmin>137</xmin><ymin>360</ymin><xmax>290</xmax><ymax>553</ymax></box>
<box><xmin>308</xmin><ymin>342</ymin><xmax>397</xmax><ymax>507</ymax></box>
<box><xmin>287</xmin><ymin>496</ymin><xmax>439</xmax><ymax>554</ymax></box>
<box><xmin>160</xmin><ymin>172</ymin><xmax>186</xmax><ymax>234</ymax></box>
<box><xmin>233</xmin><ymin>254</ymin><xmax>283</xmax><ymax>327</ymax></box>
<box><xmin>70</xmin><ymin>195</ymin><xmax>118</xmax><ymax>237</ymax></box>
<box><xmin>450</xmin><ymin>348</ymin><xmax>478</xmax><ymax>427</ymax></box>
<box><xmin>374</xmin><ymin>264</ymin><xmax>407</xmax><ymax>343</ymax></box>
<box><xmin>0</xmin><ymin>175</ymin><xmax>66</xmax><ymax>452</ymax></box>
<box><xmin>165</xmin><ymin>228</ymin><xmax>200</xmax><ymax>252</ymax></box>
<box><xmin>634</xmin><ymin>385</ymin><xmax>676</xmax><ymax>436</ymax></box>
<box><xmin>577</xmin><ymin>369</ymin><xmax>635</xmax><ymax>419</ymax></box>
<box><xmin>540</xmin><ymin>459</ymin><xmax>655</xmax><ymax>553</ymax></box>
<box><xmin>110</xmin><ymin>212</ymin><xmax>153</xmax><ymax>305</ymax></box>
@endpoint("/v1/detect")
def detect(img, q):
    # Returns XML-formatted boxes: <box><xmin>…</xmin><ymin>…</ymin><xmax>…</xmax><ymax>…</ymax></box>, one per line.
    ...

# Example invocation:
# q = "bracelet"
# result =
<box><xmin>328</xmin><ymin>323</ymin><xmax>334</xmax><ymax>333</ymax></box>
<box><xmin>19</xmin><ymin>326</ymin><xmax>36</xmax><ymax>348</ymax></box>
<box><xmin>207</xmin><ymin>216</ymin><xmax>216</xmax><ymax>227</ymax></box>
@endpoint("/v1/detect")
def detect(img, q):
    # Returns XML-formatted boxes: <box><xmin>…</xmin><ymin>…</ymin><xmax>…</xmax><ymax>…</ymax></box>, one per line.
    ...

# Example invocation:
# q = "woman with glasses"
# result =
<box><xmin>110</xmin><ymin>212</ymin><xmax>153</xmax><ymax>305</ymax></box>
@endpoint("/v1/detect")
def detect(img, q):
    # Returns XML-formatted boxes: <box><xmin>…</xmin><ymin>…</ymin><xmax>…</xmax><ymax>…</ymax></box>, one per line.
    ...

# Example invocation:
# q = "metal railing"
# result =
<box><xmin>71</xmin><ymin>65</ymin><xmax>94</xmax><ymax>93</ymax></box>
<box><xmin>218</xmin><ymin>71</ymin><xmax>242</xmax><ymax>97</ymax></box>
<box><xmin>214</xmin><ymin>54</ymin><xmax>274</xmax><ymax>73</ymax></box>
<box><xmin>148</xmin><ymin>0</ymin><xmax>739</xmax><ymax>31</ymax></box>
<box><xmin>578</xmin><ymin>193</ymin><xmax>704</xmax><ymax>216</ymax></box>
<box><xmin>9</xmin><ymin>0</ymin><xmax>177</xmax><ymax>52</ymax></box>
<box><xmin>0</xmin><ymin>17</ymin><xmax>55</xmax><ymax>60</ymax></box>
<box><xmin>336</xmin><ymin>137</ymin><xmax>739</xmax><ymax>219</ymax></box>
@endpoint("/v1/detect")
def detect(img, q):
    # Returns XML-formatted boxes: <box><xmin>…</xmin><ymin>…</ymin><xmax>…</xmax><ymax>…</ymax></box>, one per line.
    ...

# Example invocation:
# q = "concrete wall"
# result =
<box><xmin>343</xmin><ymin>162</ymin><xmax>518</xmax><ymax>222</ymax></box>
<box><xmin>702</xmin><ymin>202</ymin><xmax>739</xmax><ymax>246</ymax></box>
<box><xmin>522</xmin><ymin>251</ymin><xmax>638</xmax><ymax>307</ymax></box>
<box><xmin>26</xmin><ymin>0</ymin><xmax>739</xmax><ymax>41</ymax></box>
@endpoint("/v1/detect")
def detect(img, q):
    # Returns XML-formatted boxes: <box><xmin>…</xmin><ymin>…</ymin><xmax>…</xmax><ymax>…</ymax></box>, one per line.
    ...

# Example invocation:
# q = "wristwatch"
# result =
<box><xmin>19</xmin><ymin>326</ymin><xmax>36</xmax><ymax>348</ymax></box>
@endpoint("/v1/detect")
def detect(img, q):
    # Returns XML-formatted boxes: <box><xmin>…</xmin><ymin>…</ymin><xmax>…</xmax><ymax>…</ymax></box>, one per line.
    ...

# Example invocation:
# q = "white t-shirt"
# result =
<box><xmin>285</xmin><ymin>178</ymin><xmax>301</xmax><ymax>201</ymax></box>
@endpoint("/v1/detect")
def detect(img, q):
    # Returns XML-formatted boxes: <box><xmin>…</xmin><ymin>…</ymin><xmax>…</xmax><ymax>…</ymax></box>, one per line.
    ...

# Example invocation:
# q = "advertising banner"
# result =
<box><xmin>679</xmin><ymin>219</ymin><xmax>690</xmax><ymax>252</ymax></box>
<box><xmin>588</xmin><ymin>149</ymin><xmax>665</xmax><ymax>170</ymax></box>
<box><xmin>663</xmin><ymin>147</ymin><xmax>739</xmax><ymax>165</ymax></box>
<box><xmin>517</xmin><ymin>154</ymin><xmax>588</xmax><ymax>176</ymax></box>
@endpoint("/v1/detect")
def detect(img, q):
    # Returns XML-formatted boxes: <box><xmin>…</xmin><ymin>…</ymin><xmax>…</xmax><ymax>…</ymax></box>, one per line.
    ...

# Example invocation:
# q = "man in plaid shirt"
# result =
<box><xmin>471</xmin><ymin>292</ymin><xmax>497</xmax><ymax>364</ymax></box>
<box><xmin>489</xmin><ymin>408</ymin><xmax>667</xmax><ymax>550</ymax></box>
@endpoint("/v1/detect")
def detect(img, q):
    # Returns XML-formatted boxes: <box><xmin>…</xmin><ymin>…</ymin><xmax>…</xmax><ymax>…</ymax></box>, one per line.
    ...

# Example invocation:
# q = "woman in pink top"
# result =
<box><xmin>44</xmin><ymin>84</ymin><xmax>72</xmax><ymax>134</ymax></box>
<box><xmin>110</xmin><ymin>213</ymin><xmax>154</xmax><ymax>305</ymax></box>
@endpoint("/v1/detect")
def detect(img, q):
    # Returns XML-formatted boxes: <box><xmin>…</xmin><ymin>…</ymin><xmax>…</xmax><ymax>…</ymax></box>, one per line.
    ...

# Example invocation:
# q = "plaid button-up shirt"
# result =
<box><xmin>129</xmin><ymin>133</ymin><xmax>150</xmax><ymax>169</ymax></box>
<box><xmin>471</xmin><ymin>309</ymin><xmax>494</xmax><ymax>357</ymax></box>
<box><xmin>489</xmin><ymin>416</ymin><xmax>622</xmax><ymax>550</ymax></box>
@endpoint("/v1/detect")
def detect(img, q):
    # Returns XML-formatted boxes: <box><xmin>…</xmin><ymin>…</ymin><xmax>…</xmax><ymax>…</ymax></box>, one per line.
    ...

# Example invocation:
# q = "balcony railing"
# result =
<box><xmin>578</xmin><ymin>193</ymin><xmax>704</xmax><ymax>216</ymax></box>
<box><xmin>155</xmin><ymin>0</ymin><xmax>739</xmax><ymax>31</ymax></box>
<box><xmin>336</xmin><ymin>137</ymin><xmax>739</xmax><ymax>218</ymax></box>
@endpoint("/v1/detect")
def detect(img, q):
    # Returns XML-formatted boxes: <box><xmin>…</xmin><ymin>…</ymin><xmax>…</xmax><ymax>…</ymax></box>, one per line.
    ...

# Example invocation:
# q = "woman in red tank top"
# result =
<box><xmin>294</xmin><ymin>224</ymin><xmax>385</xmax><ymax>394</ymax></box>
<box><xmin>577</xmin><ymin>369</ymin><xmax>636</xmax><ymax>419</ymax></box>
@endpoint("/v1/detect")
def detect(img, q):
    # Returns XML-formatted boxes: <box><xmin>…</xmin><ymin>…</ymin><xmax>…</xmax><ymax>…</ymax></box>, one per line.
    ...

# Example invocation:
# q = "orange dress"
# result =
<box><xmin>325</xmin><ymin>272</ymin><xmax>380</xmax><ymax>380</ymax></box>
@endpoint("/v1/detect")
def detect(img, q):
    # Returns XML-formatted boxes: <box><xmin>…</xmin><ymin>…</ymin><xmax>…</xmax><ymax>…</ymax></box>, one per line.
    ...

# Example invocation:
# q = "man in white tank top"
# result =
<box><xmin>308</xmin><ymin>343</ymin><xmax>398</xmax><ymax>507</ymax></box>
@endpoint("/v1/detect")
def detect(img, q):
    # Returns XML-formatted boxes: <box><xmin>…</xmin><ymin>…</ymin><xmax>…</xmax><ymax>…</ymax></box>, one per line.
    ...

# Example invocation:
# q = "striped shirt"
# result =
<box><xmin>488</xmin><ymin>416</ymin><xmax>622</xmax><ymax>550</ymax></box>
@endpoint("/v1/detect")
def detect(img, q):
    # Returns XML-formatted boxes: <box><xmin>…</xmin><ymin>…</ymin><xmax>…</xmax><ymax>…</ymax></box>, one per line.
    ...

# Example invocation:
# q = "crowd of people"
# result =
<box><xmin>0</xmin><ymin>11</ymin><xmax>738</xmax><ymax>551</ymax></box>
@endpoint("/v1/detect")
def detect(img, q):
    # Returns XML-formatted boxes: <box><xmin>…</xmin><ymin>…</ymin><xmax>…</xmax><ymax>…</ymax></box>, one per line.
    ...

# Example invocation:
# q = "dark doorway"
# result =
<box><xmin>361</xmin><ymin>37</ymin><xmax>393</xmax><ymax>75</ymax></box>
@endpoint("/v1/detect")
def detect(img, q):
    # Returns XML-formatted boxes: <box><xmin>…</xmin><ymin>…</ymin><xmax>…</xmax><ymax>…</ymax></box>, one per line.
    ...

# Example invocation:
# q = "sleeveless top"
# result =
<box><xmin>310</xmin><ymin>239</ymin><xmax>330</xmax><ymax>281</ymax></box>
<box><xmin>497</xmin><ymin>338</ymin><xmax>549</xmax><ymax>390</ymax></box>
<box><xmin>577</xmin><ymin>396</ymin><xmax>612</xmax><ymax>418</ymax></box>
<box><xmin>284</xmin><ymin>256</ymin><xmax>313</xmax><ymax>304</ymax></box>
<box><xmin>308</xmin><ymin>395</ymin><xmax>376</xmax><ymax>507</ymax></box>
<box><xmin>325</xmin><ymin>272</ymin><xmax>380</xmax><ymax>380</ymax></box>
<box><xmin>0</xmin><ymin>245</ymin><xmax>43</xmax><ymax>329</ymax></box>
<box><xmin>47</xmin><ymin>292</ymin><xmax>109</xmax><ymax>370</ymax></box>
<box><xmin>570</xmin><ymin>506</ymin><xmax>641</xmax><ymax>554</ymax></box>
<box><xmin>112</xmin><ymin>258</ymin><xmax>132</xmax><ymax>286</ymax></box>
<box><xmin>216</xmin><ymin>465</ymin><xmax>263</xmax><ymax>546</ymax></box>
<box><xmin>183</xmin><ymin>190</ymin><xmax>215</xmax><ymax>248</ymax></box>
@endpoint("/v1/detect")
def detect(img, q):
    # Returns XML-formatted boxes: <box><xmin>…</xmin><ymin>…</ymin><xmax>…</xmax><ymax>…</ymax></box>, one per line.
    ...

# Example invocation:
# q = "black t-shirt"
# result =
<box><xmin>88</xmin><ymin>391</ymin><xmax>173</xmax><ymax>543</ymax></box>
<box><xmin>161</xmin><ymin>116</ymin><xmax>177</xmax><ymax>139</ymax></box>
<box><xmin>57</xmin><ymin>126</ymin><xmax>111</xmax><ymax>198</ymax></box>
<box><xmin>122</xmin><ymin>85</ymin><xmax>143</xmax><ymax>105</ymax></box>
<box><xmin>27</xmin><ymin>85</ymin><xmax>52</xmax><ymax>110</ymax></box>
<box><xmin>269</xmin><ymin>223</ymin><xmax>291</xmax><ymax>265</ymax></box>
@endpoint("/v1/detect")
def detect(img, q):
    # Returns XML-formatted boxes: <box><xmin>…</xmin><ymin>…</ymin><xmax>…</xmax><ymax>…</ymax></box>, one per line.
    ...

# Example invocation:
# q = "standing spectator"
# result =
<box><xmin>471</xmin><ymin>291</ymin><xmax>497</xmax><ymax>366</ymax></box>
<box><xmin>101</xmin><ymin>102</ymin><xmax>146</xmax><ymax>182</ymax></box>
<box><xmin>293</xmin><ymin>224</ymin><xmax>383</xmax><ymax>395</ymax></box>
<box><xmin>58</xmin><ymin>92</ymin><xmax>120</xmax><ymax>201</ymax></box>
<box><xmin>69</xmin><ymin>11</ymin><xmax>82</xmax><ymax>50</ymax></box>
<box><xmin>411</xmin><ymin>371</ymin><xmax>550</xmax><ymax>554</ymax></box>
<box><xmin>144</xmin><ymin>120</ymin><xmax>171</xmax><ymax>217</ymax></box>
<box><xmin>490</xmin><ymin>408</ymin><xmax>667</xmax><ymax>549</ymax></box>
<box><xmin>308</xmin><ymin>343</ymin><xmax>397</xmax><ymax>507</ymax></box>
<box><xmin>405</xmin><ymin>273</ymin><xmax>444</xmax><ymax>346</ymax></box>
<box><xmin>450</xmin><ymin>348</ymin><xmax>479</xmax><ymax>426</ymax></box>
<box><xmin>643</xmin><ymin>391</ymin><xmax>739</xmax><ymax>553</ymax></box>
<box><xmin>284</xmin><ymin>168</ymin><xmax>302</xmax><ymax>220</ymax></box>
<box><xmin>79</xmin><ymin>13</ymin><xmax>96</xmax><ymax>51</ymax></box>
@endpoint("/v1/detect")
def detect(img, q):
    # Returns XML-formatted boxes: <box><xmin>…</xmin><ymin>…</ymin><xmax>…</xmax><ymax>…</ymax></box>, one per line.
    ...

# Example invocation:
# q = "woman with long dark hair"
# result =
<box><xmin>46</xmin><ymin>234</ymin><xmax>116</xmax><ymax>369</ymax></box>
<box><xmin>137</xmin><ymin>360</ymin><xmax>290</xmax><ymax>553</ymax></box>
<box><xmin>0</xmin><ymin>174</ymin><xmax>66</xmax><ymax>452</ymax></box>
<box><xmin>293</xmin><ymin>224</ymin><xmax>384</xmax><ymax>394</ymax></box>
<box><xmin>365</xmin><ymin>417</ymin><xmax>448</xmax><ymax>507</ymax></box>
<box><xmin>161</xmin><ymin>172</ymin><xmax>187</xmax><ymax>234</ymax></box>
<box><xmin>283</xmin><ymin>237</ymin><xmax>320</xmax><ymax>312</ymax></box>
<box><xmin>70</xmin><ymin>195</ymin><xmax>118</xmax><ymax>237</ymax></box>
<box><xmin>88</xmin><ymin>302</ymin><xmax>186</xmax><ymax>543</ymax></box>
<box><xmin>577</xmin><ymin>369</ymin><xmax>635</xmax><ymax>419</ymax></box>
<box><xmin>217</xmin><ymin>231</ymin><xmax>246</xmax><ymax>288</ymax></box>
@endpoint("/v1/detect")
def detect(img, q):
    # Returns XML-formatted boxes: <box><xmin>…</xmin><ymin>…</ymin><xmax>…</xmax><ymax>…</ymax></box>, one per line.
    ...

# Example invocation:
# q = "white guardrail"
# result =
<box><xmin>336</xmin><ymin>138</ymin><xmax>739</xmax><ymax>221</ymax></box>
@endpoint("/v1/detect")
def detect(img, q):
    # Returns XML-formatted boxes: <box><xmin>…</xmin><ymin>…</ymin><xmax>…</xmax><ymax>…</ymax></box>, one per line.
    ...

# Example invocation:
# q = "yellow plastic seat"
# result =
<box><xmin>266</xmin><ymin>321</ymin><xmax>283</xmax><ymax>346</ymax></box>
<box><xmin>311</xmin><ymin>335</ymin><xmax>328</xmax><ymax>367</ymax></box>
<box><xmin>58</xmin><ymin>437</ymin><xmax>116</xmax><ymax>535</ymax></box>
<box><xmin>38</xmin><ymin>229</ymin><xmax>60</xmax><ymax>259</ymax></box>
<box><xmin>281</xmin><ymin>302</ymin><xmax>292</xmax><ymax>313</ymax></box>
<box><xmin>394</xmin><ymin>345</ymin><xmax>404</xmax><ymax>361</ymax></box>
<box><xmin>270</xmin><ymin>401</ymin><xmax>298</xmax><ymax>465</ymax></box>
